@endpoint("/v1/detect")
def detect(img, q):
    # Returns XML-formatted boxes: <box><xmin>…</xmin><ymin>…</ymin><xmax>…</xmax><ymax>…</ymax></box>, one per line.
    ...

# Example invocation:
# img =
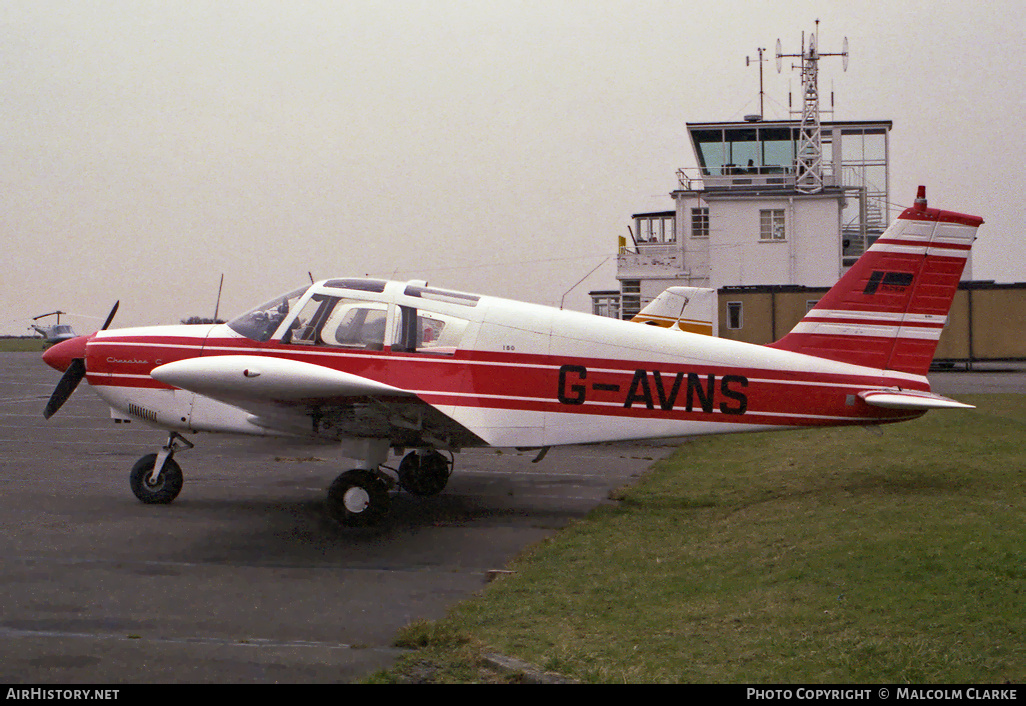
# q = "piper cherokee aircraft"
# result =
<box><xmin>42</xmin><ymin>187</ymin><xmax>981</xmax><ymax>526</ymax></box>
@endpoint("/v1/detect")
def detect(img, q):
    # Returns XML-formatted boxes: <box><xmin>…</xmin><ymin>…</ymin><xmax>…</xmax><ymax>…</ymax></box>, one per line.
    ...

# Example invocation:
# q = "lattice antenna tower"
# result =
<box><xmin>776</xmin><ymin>21</ymin><xmax>848</xmax><ymax>194</ymax></box>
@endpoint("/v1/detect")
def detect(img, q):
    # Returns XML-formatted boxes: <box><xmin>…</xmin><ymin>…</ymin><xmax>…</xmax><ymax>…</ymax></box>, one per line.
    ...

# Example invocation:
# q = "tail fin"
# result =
<box><xmin>768</xmin><ymin>187</ymin><xmax>983</xmax><ymax>377</ymax></box>
<box><xmin>632</xmin><ymin>286</ymin><xmax>717</xmax><ymax>335</ymax></box>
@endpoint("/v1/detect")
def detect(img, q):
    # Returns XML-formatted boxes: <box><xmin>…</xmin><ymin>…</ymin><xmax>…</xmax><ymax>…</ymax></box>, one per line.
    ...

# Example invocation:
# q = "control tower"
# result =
<box><xmin>598</xmin><ymin>28</ymin><xmax>900</xmax><ymax>321</ymax></box>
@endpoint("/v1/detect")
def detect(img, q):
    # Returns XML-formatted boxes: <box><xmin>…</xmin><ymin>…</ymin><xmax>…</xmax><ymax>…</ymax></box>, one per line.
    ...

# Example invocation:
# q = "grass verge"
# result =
<box><xmin>370</xmin><ymin>394</ymin><xmax>1026</xmax><ymax>683</ymax></box>
<box><xmin>0</xmin><ymin>337</ymin><xmax>46</xmax><ymax>352</ymax></box>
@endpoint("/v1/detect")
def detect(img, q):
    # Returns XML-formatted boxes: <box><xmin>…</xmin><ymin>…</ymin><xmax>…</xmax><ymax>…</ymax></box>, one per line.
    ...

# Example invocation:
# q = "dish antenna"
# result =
<box><xmin>776</xmin><ymin>27</ymin><xmax>848</xmax><ymax>73</ymax></box>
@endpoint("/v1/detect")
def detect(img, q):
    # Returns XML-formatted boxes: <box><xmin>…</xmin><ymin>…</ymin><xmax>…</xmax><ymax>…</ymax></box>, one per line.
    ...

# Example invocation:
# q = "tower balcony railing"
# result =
<box><xmin>616</xmin><ymin>245</ymin><xmax>684</xmax><ymax>279</ymax></box>
<box><xmin>676</xmin><ymin>165</ymin><xmax>840</xmax><ymax>191</ymax></box>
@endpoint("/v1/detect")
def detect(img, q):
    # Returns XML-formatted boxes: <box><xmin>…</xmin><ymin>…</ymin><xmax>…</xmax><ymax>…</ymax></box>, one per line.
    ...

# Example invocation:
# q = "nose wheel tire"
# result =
<box><xmin>129</xmin><ymin>454</ymin><xmax>184</xmax><ymax>504</ymax></box>
<box><xmin>327</xmin><ymin>470</ymin><xmax>390</xmax><ymax>527</ymax></box>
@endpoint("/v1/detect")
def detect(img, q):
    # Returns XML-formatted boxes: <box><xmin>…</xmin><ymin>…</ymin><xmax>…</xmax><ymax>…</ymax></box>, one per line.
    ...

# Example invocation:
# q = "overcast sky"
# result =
<box><xmin>3</xmin><ymin>1</ymin><xmax>1024</xmax><ymax>336</ymax></box>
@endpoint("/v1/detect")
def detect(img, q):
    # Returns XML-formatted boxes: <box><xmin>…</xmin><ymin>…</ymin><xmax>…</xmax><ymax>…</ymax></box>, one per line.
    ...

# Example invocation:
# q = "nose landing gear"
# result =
<box><xmin>129</xmin><ymin>432</ymin><xmax>193</xmax><ymax>504</ymax></box>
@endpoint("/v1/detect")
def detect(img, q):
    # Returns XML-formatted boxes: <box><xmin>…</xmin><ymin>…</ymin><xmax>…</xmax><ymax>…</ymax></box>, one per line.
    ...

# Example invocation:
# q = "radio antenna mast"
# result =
<box><xmin>776</xmin><ymin>20</ymin><xmax>848</xmax><ymax>194</ymax></box>
<box><xmin>746</xmin><ymin>47</ymin><xmax>767</xmax><ymax>118</ymax></box>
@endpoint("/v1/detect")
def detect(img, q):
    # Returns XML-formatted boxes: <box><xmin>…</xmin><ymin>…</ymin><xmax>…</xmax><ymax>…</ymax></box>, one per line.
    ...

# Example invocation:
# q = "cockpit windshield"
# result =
<box><xmin>226</xmin><ymin>286</ymin><xmax>308</xmax><ymax>342</ymax></box>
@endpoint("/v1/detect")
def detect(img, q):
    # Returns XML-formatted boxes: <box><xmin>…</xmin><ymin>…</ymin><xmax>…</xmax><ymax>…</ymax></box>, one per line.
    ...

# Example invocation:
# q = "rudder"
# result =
<box><xmin>768</xmin><ymin>187</ymin><xmax>983</xmax><ymax>377</ymax></box>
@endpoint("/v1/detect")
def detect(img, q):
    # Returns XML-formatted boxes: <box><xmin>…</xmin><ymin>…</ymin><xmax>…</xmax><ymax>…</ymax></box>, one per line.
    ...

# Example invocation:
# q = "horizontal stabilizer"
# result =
<box><xmin>858</xmin><ymin>389</ymin><xmax>974</xmax><ymax>410</ymax></box>
<box><xmin>151</xmin><ymin>355</ymin><xmax>411</xmax><ymax>403</ymax></box>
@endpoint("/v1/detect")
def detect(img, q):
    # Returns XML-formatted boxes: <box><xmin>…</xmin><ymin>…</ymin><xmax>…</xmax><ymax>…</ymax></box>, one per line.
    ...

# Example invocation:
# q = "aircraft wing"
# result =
<box><xmin>858</xmin><ymin>389</ymin><xmax>975</xmax><ymax>410</ymax></box>
<box><xmin>150</xmin><ymin>355</ymin><xmax>484</xmax><ymax>447</ymax></box>
<box><xmin>152</xmin><ymin>355</ymin><xmax>410</xmax><ymax>402</ymax></box>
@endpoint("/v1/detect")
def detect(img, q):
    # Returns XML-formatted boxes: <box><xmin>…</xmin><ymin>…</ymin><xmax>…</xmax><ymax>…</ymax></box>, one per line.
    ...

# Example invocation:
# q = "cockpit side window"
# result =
<box><xmin>285</xmin><ymin>294</ymin><xmax>339</xmax><ymax>345</ymax></box>
<box><xmin>285</xmin><ymin>296</ymin><xmax>388</xmax><ymax>350</ymax></box>
<box><xmin>227</xmin><ymin>287</ymin><xmax>308</xmax><ymax>342</ymax></box>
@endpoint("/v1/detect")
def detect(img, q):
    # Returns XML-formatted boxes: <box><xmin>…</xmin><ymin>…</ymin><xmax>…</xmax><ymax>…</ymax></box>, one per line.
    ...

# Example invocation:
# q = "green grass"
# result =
<box><xmin>0</xmin><ymin>337</ymin><xmax>47</xmax><ymax>352</ymax></box>
<box><xmin>373</xmin><ymin>394</ymin><xmax>1026</xmax><ymax>683</ymax></box>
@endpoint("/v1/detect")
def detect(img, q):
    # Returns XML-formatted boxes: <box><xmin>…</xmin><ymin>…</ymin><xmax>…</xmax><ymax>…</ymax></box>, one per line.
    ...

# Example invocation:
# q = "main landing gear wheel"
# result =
<box><xmin>327</xmin><ymin>470</ymin><xmax>390</xmax><ymax>527</ymax></box>
<box><xmin>397</xmin><ymin>450</ymin><xmax>452</xmax><ymax>497</ymax></box>
<box><xmin>129</xmin><ymin>454</ymin><xmax>184</xmax><ymax>505</ymax></box>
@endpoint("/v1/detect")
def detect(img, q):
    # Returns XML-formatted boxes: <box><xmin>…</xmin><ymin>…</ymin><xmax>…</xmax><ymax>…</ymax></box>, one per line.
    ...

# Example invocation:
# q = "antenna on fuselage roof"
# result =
<box><xmin>213</xmin><ymin>274</ymin><xmax>224</xmax><ymax>323</ymax></box>
<box><xmin>560</xmin><ymin>255</ymin><xmax>612</xmax><ymax>310</ymax></box>
<box><xmin>308</xmin><ymin>271</ymin><xmax>314</xmax><ymax>283</ymax></box>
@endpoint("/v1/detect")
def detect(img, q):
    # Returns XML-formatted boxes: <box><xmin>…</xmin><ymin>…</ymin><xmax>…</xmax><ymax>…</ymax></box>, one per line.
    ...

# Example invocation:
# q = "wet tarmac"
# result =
<box><xmin>0</xmin><ymin>352</ymin><xmax>672</xmax><ymax>683</ymax></box>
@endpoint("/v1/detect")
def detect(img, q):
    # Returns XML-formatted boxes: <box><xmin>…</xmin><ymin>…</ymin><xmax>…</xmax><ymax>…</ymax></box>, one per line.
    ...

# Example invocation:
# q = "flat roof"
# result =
<box><xmin>686</xmin><ymin>119</ymin><xmax>893</xmax><ymax>130</ymax></box>
<box><xmin>630</xmin><ymin>210</ymin><xmax>675</xmax><ymax>218</ymax></box>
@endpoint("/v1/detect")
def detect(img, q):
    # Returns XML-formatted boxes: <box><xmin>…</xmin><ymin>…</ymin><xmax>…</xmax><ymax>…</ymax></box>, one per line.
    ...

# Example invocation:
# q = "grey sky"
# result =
<box><xmin>3</xmin><ymin>1</ymin><xmax>1024</xmax><ymax>336</ymax></box>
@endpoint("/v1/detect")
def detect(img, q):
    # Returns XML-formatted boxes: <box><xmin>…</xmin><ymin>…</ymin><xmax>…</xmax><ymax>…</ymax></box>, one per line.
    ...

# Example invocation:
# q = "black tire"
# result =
<box><xmin>326</xmin><ymin>470</ymin><xmax>390</xmax><ymax>527</ymax></box>
<box><xmin>397</xmin><ymin>451</ymin><xmax>451</xmax><ymax>496</ymax></box>
<box><xmin>129</xmin><ymin>454</ymin><xmax>183</xmax><ymax>505</ymax></box>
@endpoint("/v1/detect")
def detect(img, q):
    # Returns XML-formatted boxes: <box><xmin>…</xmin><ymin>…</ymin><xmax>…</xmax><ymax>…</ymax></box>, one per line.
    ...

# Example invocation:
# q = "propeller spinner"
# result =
<box><xmin>42</xmin><ymin>301</ymin><xmax>119</xmax><ymax>419</ymax></box>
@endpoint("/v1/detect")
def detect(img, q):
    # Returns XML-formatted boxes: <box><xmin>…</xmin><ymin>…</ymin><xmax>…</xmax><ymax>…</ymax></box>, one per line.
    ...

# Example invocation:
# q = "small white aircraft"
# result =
<box><xmin>42</xmin><ymin>187</ymin><xmax>982</xmax><ymax>526</ymax></box>
<box><xmin>631</xmin><ymin>286</ymin><xmax>717</xmax><ymax>335</ymax></box>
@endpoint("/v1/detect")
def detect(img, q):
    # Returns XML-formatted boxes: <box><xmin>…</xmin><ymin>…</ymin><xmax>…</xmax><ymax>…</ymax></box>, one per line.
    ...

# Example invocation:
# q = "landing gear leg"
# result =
<box><xmin>129</xmin><ymin>432</ymin><xmax>193</xmax><ymax>504</ymax></box>
<box><xmin>326</xmin><ymin>439</ymin><xmax>392</xmax><ymax>527</ymax></box>
<box><xmin>326</xmin><ymin>470</ymin><xmax>391</xmax><ymax>527</ymax></box>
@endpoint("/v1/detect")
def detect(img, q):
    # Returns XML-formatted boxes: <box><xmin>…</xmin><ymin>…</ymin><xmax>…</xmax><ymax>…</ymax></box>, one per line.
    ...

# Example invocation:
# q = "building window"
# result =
<box><xmin>760</xmin><ymin>209</ymin><xmax>786</xmax><ymax>241</ymax></box>
<box><xmin>806</xmin><ymin>299</ymin><xmax>820</xmax><ymax>313</ymax></box>
<box><xmin>635</xmin><ymin>214</ymin><xmax>676</xmax><ymax>244</ymax></box>
<box><xmin>726</xmin><ymin>301</ymin><xmax>743</xmax><ymax>329</ymax></box>
<box><xmin>591</xmin><ymin>292</ymin><xmax>621</xmax><ymax>319</ymax></box>
<box><xmin>621</xmin><ymin>280</ymin><xmax>641</xmax><ymax>320</ymax></box>
<box><xmin>691</xmin><ymin>207</ymin><xmax>709</xmax><ymax>237</ymax></box>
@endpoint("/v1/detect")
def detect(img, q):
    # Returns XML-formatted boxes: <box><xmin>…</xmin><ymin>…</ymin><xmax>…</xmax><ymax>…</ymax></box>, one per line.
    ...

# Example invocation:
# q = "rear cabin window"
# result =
<box><xmin>392</xmin><ymin>305</ymin><xmax>468</xmax><ymax>356</ymax></box>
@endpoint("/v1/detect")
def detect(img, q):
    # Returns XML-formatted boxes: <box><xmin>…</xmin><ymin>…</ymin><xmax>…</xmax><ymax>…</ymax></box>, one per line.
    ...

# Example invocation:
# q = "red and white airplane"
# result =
<box><xmin>42</xmin><ymin>187</ymin><xmax>982</xmax><ymax>526</ymax></box>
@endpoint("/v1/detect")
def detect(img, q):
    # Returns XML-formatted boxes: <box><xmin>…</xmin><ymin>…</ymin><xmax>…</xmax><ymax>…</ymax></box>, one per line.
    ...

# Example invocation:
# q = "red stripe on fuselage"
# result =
<box><xmin>84</xmin><ymin>334</ymin><xmax>922</xmax><ymax>428</ymax></box>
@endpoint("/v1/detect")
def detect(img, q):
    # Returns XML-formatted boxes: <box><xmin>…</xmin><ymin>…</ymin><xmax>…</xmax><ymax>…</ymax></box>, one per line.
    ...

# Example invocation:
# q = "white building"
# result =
<box><xmin>600</xmin><ymin>117</ymin><xmax>895</xmax><ymax>321</ymax></box>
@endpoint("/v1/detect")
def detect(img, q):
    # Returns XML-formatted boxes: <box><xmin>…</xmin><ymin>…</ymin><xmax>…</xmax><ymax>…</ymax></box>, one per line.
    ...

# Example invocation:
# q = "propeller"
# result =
<box><xmin>43</xmin><ymin>358</ymin><xmax>86</xmax><ymax>419</ymax></box>
<box><xmin>101</xmin><ymin>300</ymin><xmax>119</xmax><ymax>330</ymax></box>
<box><xmin>42</xmin><ymin>301</ymin><xmax>119</xmax><ymax>419</ymax></box>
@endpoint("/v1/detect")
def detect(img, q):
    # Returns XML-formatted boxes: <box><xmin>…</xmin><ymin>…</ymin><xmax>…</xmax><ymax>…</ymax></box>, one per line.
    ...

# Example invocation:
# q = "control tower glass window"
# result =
<box><xmin>692</xmin><ymin>129</ymin><xmax>726</xmax><ymax>176</ymax></box>
<box><xmin>760</xmin><ymin>127</ymin><xmax>794</xmax><ymax>173</ymax></box>
<box><xmin>728</xmin><ymin>128</ymin><xmax>759</xmax><ymax>174</ymax></box>
<box><xmin>692</xmin><ymin>126</ymin><xmax>799</xmax><ymax>177</ymax></box>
